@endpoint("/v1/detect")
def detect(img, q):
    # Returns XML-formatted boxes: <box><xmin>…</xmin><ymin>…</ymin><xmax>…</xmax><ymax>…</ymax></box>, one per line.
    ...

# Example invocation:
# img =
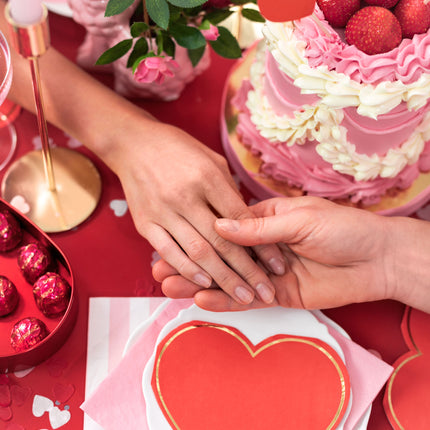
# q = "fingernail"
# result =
<box><xmin>234</xmin><ymin>286</ymin><xmax>254</xmax><ymax>304</ymax></box>
<box><xmin>269</xmin><ymin>257</ymin><xmax>285</xmax><ymax>275</ymax></box>
<box><xmin>256</xmin><ymin>283</ymin><xmax>275</xmax><ymax>304</ymax></box>
<box><xmin>194</xmin><ymin>273</ymin><xmax>212</xmax><ymax>288</ymax></box>
<box><xmin>216</xmin><ymin>219</ymin><xmax>240</xmax><ymax>232</ymax></box>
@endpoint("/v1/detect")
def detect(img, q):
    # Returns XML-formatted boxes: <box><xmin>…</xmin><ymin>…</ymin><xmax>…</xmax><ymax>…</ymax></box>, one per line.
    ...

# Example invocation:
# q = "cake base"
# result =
<box><xmin>221</xmin><ymin>44</ymin><xmax>430</xmax><ymax>216</ymax></box>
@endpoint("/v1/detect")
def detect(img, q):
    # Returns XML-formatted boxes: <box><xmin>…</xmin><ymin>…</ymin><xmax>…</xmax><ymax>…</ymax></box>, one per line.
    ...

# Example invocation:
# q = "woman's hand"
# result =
<box><xmin>155</xmin><ymin>196</ymin><xmax>398</xmax><ymax>311</ymax></box>
<box><xmin>0</xmin><ymin>1</ymin><xmax>285</xmax><ymax>308</ymax></box>
<box><xmin>108</xmin><ymin>120</ymin><xmax>286</xmax><ymax>305</ymax></box>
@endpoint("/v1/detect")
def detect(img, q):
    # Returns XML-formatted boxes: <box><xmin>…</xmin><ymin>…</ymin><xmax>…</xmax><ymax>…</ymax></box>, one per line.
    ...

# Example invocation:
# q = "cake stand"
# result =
<box><xmin>221</xmin><ymin>44</ymin><xmax>430</xmax><ymax>217</ymax></box>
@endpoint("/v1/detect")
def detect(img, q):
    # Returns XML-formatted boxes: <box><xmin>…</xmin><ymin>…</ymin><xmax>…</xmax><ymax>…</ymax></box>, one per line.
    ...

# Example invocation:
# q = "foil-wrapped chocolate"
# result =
<box><xmin>0</xmin><ymin>210</ymin><xmax>22</xmax><ymax>252</ymax></box>
<box><xmin>33</xmin><ymin>272</ymin><xmax>71</xmax><ymax>318</ymax></box>
<box><xmin>17</xmin><ymin>242</ymin><xmax>54</xmax><ymax>284</ymax></box>
<box><xmin>0</xmin><ymin>276</ymin><xmax>19</xmax><ymax>317</ymax></box>
<box><xmin>10</xmin><ymin>317</ymin><xmax>49</xmax><ymax>352</ymax></box>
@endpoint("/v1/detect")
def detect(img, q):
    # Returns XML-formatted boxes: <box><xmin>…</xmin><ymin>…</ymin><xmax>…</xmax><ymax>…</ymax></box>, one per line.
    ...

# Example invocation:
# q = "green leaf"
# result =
<box><xmin>206</xmin><ymin>9</ymin><xmax>233</xmax><ymax>25</ymax></box>
<box><xmin>167</xmin><ymin>0</ymin><xmax>207</xmax><ymax>8</ymax></box>
<box><xmin>147</xmin><ymin>0</ymin><xmax>170</xmax><ymax>29</ymax></box>
<box><xmin>105</xmin><ymin>0</ymin><xmax>134</xmax><ymax>16</ymax></box>
<box><xmin>241</xmin><ymin>8</ymin><xmax>265</xmax><ymax>22</ymax></box>
<box><xmin>199</xmin><ymin>19</ymin><xmax>211</xmax><ymax>30</ymax></box>
<box><xmin>126</xmin><ymin>37</ymin><xmax>149</xmax><ymax>68</ymax></box>
<box><xmin>130</xmin><ymin>22</ymin><xmax>149</xmax><ymax>38</ymax></box>
<box><xmin>95</xmin><ymin>39</ymin><xmax>133</xmax><ymax>65</ymax></box>
<box><xmin>209</xmin><ymin>26</ymin><xmax>242</xmax><ymax>59</ymax></box>
<box><xmin>168</xmin><ymin>4</ymin><xmax>182</xmax><ymax>21</ymax></box>
<box><xmin>188</xmin><ymin>45</ymin><xmax>206</xmax><ymax>67</ymax></box>
<box><xmin>169</xmin><ymin>23</ymin><xmax>207</xmax><ymax>49</ymax></box>
<box><xmin>162</xmin><ymin>33</ymin><xmax>176</xmax><ymax>57</ymax></box>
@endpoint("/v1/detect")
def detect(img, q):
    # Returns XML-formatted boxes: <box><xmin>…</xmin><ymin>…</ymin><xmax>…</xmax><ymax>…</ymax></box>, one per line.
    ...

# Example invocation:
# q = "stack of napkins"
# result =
<box><xmin>82</xmin><ymin>298</ymin><xmax>393</xmax><ymax>430</ymax></box>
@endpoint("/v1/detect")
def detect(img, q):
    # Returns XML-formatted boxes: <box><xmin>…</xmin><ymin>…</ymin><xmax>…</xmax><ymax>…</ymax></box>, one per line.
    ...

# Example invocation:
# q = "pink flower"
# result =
<box><xmin>201</xmin><ymin>24</ymin><xmax>220</xmax><ymax>41</ymax></box>
<box><xmin>134</xmin><ymin>55</ymin><xmax>179</xmax><ymax>85</ymax></box>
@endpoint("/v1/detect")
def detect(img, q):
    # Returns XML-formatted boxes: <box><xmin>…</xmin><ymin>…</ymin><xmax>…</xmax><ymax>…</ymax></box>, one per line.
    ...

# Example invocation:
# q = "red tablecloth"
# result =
<box><xmin>0</xmin><ymin>11</ymin><xmax>414</xmax><ymax>430</ymax></box>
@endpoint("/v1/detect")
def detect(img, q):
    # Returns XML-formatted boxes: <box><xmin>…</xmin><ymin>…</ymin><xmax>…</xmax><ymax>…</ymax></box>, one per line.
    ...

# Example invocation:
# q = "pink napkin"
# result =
<box><xmin>313</xmin><ymin>312</ymin><xmax>393</xmax><ymax>428</ymax></box>
<box><xmin>82</xmin><ymin>299</ymin><xmax>192</xmax><ymax>430</ymax></box>
<box><xmin>82</xmin><ymin>300</ymin><xmax>392</xmax><ymax>430</ymax></box>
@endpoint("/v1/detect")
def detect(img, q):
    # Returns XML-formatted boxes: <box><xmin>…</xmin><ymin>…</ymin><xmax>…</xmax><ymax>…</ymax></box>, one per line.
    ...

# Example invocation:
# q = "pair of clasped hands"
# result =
<box><xmin>154</xmin><ymin>195</ymin><xmax>430</xmax><ymax>314</ymax></box>
<box><xmin>1</xmin><ymin>1</ymin><xmax>427</xmax><ymax>315</ymax></box>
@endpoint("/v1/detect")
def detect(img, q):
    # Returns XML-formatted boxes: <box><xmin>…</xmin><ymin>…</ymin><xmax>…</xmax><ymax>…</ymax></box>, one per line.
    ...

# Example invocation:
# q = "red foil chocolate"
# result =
<box><xmin>0</xmin><ymin>210</ymin><xmax>22</xmax><ymax>252</ymax></box>
<box><xmin>33</xmin><ymin>272</ymin><xmax>71</xmax><ymax>318</ymax></box>
<box><xmin>17</xmin><ymin>242</ymin><xmax>53</xmax><ymax>284</ymax></box>
<box><xmin>10</xmin><ymin>317</ymin><xmax>49</xmax><ymax>352</ymax></box>
<box><xmin>0</xmin><ymin>276</ymin><xmax>19</xmax><ymax>317</ymax></box>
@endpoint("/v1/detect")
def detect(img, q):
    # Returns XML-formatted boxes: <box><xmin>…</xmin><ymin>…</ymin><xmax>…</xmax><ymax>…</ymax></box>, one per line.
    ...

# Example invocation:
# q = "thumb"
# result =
<box><xmin>215</xmin><ymin>215</ymin><xmax>295</xmax><ymax>246</ymax></box>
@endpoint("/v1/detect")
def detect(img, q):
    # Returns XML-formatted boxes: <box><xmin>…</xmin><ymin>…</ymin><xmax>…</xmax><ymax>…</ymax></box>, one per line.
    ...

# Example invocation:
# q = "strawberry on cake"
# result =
<box><xmin>224</xmin><ymin>0</ymin><xmax>430</xmax><ymax>211</ymax></box>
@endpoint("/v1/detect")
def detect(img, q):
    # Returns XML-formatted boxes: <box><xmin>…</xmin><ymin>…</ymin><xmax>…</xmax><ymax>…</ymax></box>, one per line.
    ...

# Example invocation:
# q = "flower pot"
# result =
<box><xmin>67</xmin><ymin>0</ymin><xmax>211</xmax><ymax>101</ymax></box>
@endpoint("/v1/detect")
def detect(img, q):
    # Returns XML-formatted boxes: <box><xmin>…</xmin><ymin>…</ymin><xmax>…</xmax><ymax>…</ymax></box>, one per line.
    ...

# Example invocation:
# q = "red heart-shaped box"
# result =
<box><xmin>152</xmin><ymin>321</ymin><xmax>350</xmax><ymax>429</ymax></box>
<box><xmin>0</xmin><ymin>197</ymin><xmax>77</xmax><ymax>372</ymax></box>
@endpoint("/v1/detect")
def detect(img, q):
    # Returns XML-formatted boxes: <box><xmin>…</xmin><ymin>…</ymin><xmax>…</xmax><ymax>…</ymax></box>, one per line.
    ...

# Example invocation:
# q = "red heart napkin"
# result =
<box><xmin>152</xmin><ymin>321</ymin><xmax>350</xmax><ymax>429</ymax></box>
<box><xmin>384</xmin><ymin>307</ymin><xmax>430</xmax><ymax>429</ymax></box>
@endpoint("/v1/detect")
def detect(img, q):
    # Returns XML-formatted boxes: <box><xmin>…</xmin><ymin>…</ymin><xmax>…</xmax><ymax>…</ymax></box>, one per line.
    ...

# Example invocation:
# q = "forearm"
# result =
<box><xmin>0</xmin><ymin>2</ymin><xmax>157</xmax><ymax>167</ymax></box>
<box><xmin>386</xmin><ymin>215</ymin><xmax>430</xmax><ymax>313</ymax></box>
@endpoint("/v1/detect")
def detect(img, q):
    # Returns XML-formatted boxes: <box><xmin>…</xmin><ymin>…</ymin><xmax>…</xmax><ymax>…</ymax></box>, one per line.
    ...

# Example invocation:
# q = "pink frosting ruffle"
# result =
<box><xmin>295</xmin><ymin>7</ymin><xmax>430</xmax><ymax>85</ymax></box>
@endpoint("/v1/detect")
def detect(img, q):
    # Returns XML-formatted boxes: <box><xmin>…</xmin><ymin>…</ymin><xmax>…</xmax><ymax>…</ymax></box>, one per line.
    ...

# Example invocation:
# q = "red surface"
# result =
<box><xmin>0</xmin><ymin>11</ymin><xmax>420</xmax><ymax>430</ymax></box>
<box><xmin>153</xmin><ymin>321</ymin><xmax>350</xmax><ymax>430</ymax></box>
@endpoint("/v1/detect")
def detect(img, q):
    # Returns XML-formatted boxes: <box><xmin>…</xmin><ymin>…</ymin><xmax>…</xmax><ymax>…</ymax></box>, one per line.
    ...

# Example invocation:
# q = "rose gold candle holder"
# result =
<box><xmin>1</xmin><ymin>4</ymin><xmax>102</xmax><ymax>233</ymax></box>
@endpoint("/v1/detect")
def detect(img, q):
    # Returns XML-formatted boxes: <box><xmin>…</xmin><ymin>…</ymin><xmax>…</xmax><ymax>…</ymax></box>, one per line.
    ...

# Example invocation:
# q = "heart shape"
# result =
<box><xmin>52</xmin><ymin>382</ymin><xmax>75</xmax><ymax>403</ymax></box>
<box><xmin>0</xmin><ymin>405</ymin><xmax>12</xmax><ymax>421</ymax></box>
<box><xmin>32</xmin><ymin>394</ymin><xmax>53</xmax><ymax>417</ymax></box>
<box><xmin>0</xmin><ymin>384</ymin><xmax>10</xmax><ymax>407</ymax></box>
<box><xmin>49</xmin><ymin>406</ymin><xmax>71</xmax><ymax>429</ymax></box>
<box><xmin>10</xmin><ymin>384</ymin><xmax>32</xmax><ymax>406</ymax></box>
<box><xmin>109</xmin><ymin>199</ymin><xmax>128</xmax><ymax>217</ymax></box>
<box><xmin>152</xmin><ymin>321</ymin><xmax>350</xmax><ymax>430</ymax></box>
<box><xmin>384</xmin><ymin>308</ymin><xmax>430</xmax><ymax>429</ymax></box>
<box><xmin>10</xmin><ymin>195</ymin><xmax>30</xmax><ymax>214</ymax></box>
<box><xmin>14</xmin><ymin>367</ymin><xmax>35</xmax><ymax>378</ymax></box>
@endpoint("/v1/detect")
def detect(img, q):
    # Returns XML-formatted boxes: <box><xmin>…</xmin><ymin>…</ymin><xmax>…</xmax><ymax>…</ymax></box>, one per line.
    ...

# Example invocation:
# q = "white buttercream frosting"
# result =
<box><xmin>263</xmin><ymin>20</ymin><xmax>430</xmax><ymax>119</ymax></box>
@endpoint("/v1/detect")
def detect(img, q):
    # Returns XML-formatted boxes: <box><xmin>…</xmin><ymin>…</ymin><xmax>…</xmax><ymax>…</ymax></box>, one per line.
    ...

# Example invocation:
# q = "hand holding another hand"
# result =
<box><xmin>155</xmin><ymin>196</ymin><xmax>430</xmax><ymax>313</ymax></box>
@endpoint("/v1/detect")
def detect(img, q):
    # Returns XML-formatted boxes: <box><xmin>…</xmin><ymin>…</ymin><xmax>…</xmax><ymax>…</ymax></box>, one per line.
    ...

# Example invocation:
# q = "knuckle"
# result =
<box><xmin>238</xmin><ymin>264</ymin><xmax>261</xmax><ymax>283</ymax></box>
<box><xmin>212</xmin><ymin>234</ymin><xmax>235</xmax><ymax>255</ymax></box>
<box><xmin>186</xmin><ymin>238</ymin><xmax>211</xmax><ymax>262</ymax></box>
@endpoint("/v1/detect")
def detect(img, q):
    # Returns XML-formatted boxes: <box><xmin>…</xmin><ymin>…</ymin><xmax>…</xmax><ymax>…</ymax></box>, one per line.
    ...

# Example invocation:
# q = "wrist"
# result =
<box><xmin>385</xmin><ymin>216</ymin><xmax>430</xmax><ymax>312</ymax></box>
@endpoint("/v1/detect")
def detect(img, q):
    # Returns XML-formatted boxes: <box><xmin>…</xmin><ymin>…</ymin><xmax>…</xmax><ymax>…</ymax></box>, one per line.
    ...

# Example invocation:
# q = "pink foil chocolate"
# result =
<box><xmin>0</xmin><ymin>210</ymin><xmax>22</xmax><ymax>252</ymax></box>
<box><xmin>17</xmin><ymin>242</ymin><xmax>53</xmax><ymax>284</ymax></box>
<box><xmin>33</xmin><ymin>272</ymin><xmax>71</xmax><ymax>318</ymax></box>
<box><xmin>10</xmin><ymin>317</ymin><xmax>49</xmax><ymax>352</ymax></box>
<box><xmin>0</xmin><ymin>276</ymin><xmax>19</xmax><ymax>317</ymax></box>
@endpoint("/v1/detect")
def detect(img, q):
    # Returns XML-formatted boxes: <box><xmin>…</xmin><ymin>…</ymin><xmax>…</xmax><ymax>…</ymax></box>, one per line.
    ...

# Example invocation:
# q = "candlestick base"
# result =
<box><xmin>1</xmin><ymin>147</ymin><xmax>102</xmax><ymax>232</ymax></box>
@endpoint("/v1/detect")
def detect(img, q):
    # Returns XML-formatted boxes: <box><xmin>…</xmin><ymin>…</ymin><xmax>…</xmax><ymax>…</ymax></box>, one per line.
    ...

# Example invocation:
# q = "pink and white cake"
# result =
<box><xmin>226</xmin><ymin>5</ymin><xmax>430</xmax><ymax>210</ymax></box>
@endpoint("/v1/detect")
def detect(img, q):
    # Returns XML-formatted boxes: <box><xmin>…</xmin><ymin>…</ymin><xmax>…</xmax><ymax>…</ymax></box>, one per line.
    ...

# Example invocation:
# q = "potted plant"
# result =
<box><xmin>68</xmin><ymin>0</ymin><xmax>265</xmax><ymax>100</ymax></box>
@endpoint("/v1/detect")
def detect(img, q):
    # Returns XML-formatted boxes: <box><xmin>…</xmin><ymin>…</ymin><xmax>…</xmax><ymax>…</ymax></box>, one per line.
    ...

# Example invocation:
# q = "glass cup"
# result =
<box><xmin>0</xmin><ymin>30</ymin><xmax>19</xmax><ymax>172</ymax></box>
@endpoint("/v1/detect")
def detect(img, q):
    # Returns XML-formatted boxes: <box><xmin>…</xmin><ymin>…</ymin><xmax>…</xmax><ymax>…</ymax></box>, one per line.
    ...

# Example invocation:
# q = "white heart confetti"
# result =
<box><xmin>14</xmin><ymin>367</ymin><xmax>35</xmax><ymax>378</ymax></box>
<box><xmin>32</xmin><ymin>394</ymin><xmax>53</xmax><ymax>417</ymax></box>
<box><xmin>109</xmin><ymin>199</ymin><xmax>128</xmax><ymax>217</ymax></box>
<box><xmin>10</xmin><ymin>195</ymin><xmax>30</xmax><ymax>214</ymax></box>
<box><xmin>49</xmin><ymin>406</ymin><xmax>71</xmax><ymax>429</ymax></box>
